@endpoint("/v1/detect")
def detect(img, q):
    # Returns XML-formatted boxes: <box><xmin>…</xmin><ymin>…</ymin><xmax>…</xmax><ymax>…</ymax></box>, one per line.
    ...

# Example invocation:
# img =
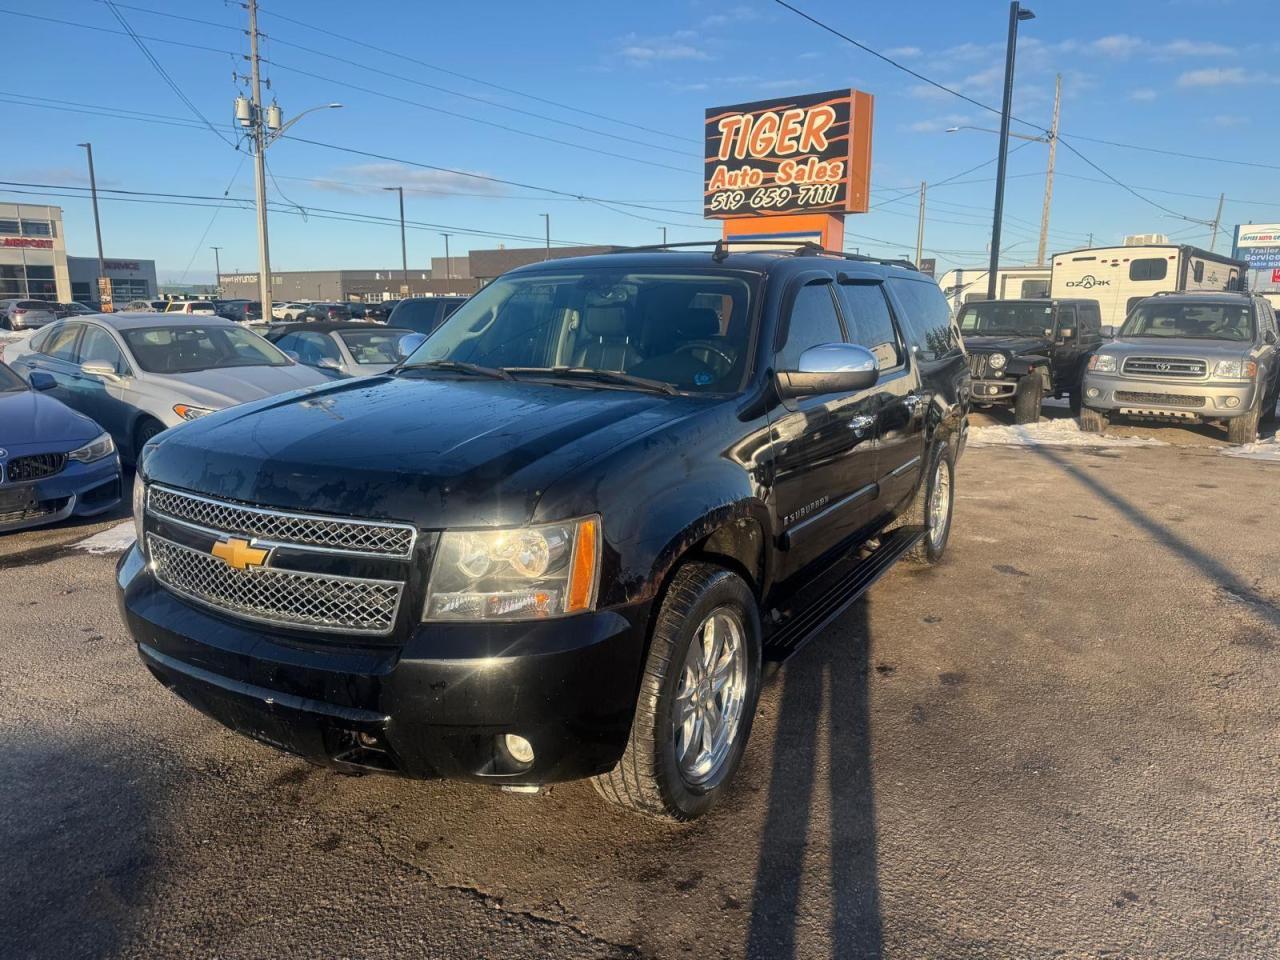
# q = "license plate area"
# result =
<box><xmin>0</xmin><ymin>485</ymin><xmax>37</xmax><ymax>513</ymax></box>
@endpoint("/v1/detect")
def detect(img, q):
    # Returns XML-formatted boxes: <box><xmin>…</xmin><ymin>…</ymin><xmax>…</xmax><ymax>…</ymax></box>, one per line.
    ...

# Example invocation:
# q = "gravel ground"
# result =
<box><xmin>0</xmin><ymin>428</ymin><xmax>1277</xmax><ymax>959</ymax></box>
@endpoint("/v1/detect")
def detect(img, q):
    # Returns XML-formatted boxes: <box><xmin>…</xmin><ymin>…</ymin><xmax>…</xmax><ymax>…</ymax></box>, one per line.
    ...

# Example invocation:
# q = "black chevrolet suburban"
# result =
<box><xmin>958</xmin><ymin>297</ymin><xmax>1103</xmax><ymax>422</ymax></box>
<box><xmin>117</xmin><ymin>244</ymin><xmax>969</xmax><ymax>821</ymax></box>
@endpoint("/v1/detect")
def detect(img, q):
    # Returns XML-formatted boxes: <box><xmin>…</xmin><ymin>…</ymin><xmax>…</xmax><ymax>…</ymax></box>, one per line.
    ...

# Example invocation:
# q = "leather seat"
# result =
<box><xmin>573</xmin><ymin>306</ymin><xmax>641</xmax><ymax>371</ymax></box>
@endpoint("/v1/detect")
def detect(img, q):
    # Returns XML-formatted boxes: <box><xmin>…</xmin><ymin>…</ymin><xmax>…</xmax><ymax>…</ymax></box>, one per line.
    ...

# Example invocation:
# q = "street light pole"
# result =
<box><xmin>541</xmin><ymin>213</ymin><xmax>550</xmax><ymax>260</ymax></box>
<box><xmin>210</xmin><ymin>246</ymin><xmax>223</xmax><ymax>296</ymax></box>
<box><xmin>384</xmin><ymin>186</ymin><xmax>407</xmax><ymax>294</ymax></box>
<box><xmin>76</xmin><ymin>142</ymin><xmax>105</xmax><ymax>284</ymax></box>
<box><xmin>987</xmin><ymin>1</ymin><xmax>1035</xmax><ymax>300</ymax></box>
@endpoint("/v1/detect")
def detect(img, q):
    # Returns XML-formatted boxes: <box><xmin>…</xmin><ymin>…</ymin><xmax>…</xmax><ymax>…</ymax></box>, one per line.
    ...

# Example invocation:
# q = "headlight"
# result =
<box><xmin>1213</xmin><ymin>359</ymin><xmax>1256</xmax><ymax>379</ymax></box>
<box><xmin>173</xmin><ymin>404</ymin><xmax>215</xmax><ymax>420</ymax></box>
<box><xmin>132</xmin><ymin>475</ymin><xmax>146</xmax><ymax>544</ymax></box>
<box><xmin>424</xmin><ymin>516</ymin><xmax>601</xmax><ymax>621</ymax></box>
<box><xmin>1088</xmin><ymin>354</ymin><xmax>1117</xmax><ymax>373</ymax></box>
<box><xmin>987</xmin><ymin>352</ymin><xmax>1007</xmax><ymax>370</ymax></box>
<box><xmin>67</xmin><ymin>432</ymin><xmax>115</xmax><ymax>463</ymax></box>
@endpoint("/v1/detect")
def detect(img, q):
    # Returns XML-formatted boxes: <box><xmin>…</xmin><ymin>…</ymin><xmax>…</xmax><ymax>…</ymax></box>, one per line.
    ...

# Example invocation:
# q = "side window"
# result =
<box><xmin>1056</xmin><ymin>305</ymin><xmax>1077</xmax><ymax>335</ymax></box>
<box><xmin>1193</xmin><ymin>261</ymin><xmax>1205</xmax><ymax>283</ymax></box>
<box><xmin>1020</xmin><ymin>278</ymin><xmax>1049</xmax><ymax>298</ymax></box>
<box><xmin>294</xmin><ymin>332</ymin><xmax>341</xmax><ymax>364</ymax></box>
<box><xmin>1130</xmin><ymin>258</ymin><xmax>1168</xmax><ymax>282</ymax></box>
<box><xmin>1080</xmin><ymin>302</ymin><xmax>1102</xmax><ymax>333</ymax></box>
<box><xmin>888</xmin><ymin>278</ymin><xmax>955</xmax><ymax>362</ymax></box>
<box><xmin>28</xmin><ymin>323</ymin><xmax>58</xmax><ymax>353</ymax></box>
<box><xmin>43</xmin><ymin>323</ymin><xmax>82</xmax><ymax>361</ymax></box>
<box><xmin>76</xmin><ymin>326</ymin><xmax>127</xmax><ymax>374</ymax></box>
<box><xmin>776</xmin><ymin>282</ymin><xmax>844</xmax><ymax>371</ymax></box>
<box><xmin>835</xmin><ymin>283</ymin><xmax>903</xmax><ymax>370</ymax></box>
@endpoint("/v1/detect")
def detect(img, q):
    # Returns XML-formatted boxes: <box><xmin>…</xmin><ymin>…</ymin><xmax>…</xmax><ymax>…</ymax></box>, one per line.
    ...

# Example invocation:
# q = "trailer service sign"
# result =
<box><xmin>704</xmin><ymin>89</ymin><xmax>873</xmax><ymax>219</ymax></box>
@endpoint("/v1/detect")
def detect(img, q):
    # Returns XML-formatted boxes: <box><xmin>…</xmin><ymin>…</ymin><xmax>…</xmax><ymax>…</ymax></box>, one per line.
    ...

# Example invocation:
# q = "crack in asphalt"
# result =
<box><xmin>361</xmin><ymin>826</ymin><xmax>645</xmax><ymax>958</ymax></box>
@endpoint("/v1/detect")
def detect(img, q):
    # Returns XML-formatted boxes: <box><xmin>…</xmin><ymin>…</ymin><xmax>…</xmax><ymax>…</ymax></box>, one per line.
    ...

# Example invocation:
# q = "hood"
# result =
<box><xmin>153</xmin><ymin>363</ymin><xmax>331</xmax><ymax>408</ymax></box>
<box><xmin>963</xmin><ymin>334</ymin><xmax>1051</xmax><ymax>356</ymax></box>
<box><xmin>1102</xmin><ymin>338</ymin><xmax>1255</xmax><ymax>362</ymax></box>
<box><xmin>142</xmin><ymin>374</ymin><xmax>706</xmax><ymax>528</ymax></box>
<box><xmin>0</xmin><ymin>388</ymin><xmax>102</xmax><ymax>455</ymax></box>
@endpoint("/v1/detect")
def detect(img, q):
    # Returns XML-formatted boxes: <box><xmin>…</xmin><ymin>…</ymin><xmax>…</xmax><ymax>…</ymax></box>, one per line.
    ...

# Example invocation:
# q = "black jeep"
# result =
<box><xmin>117</xmin><ymin>243</ymin><xmax>969</xmax><ymax>822</ymax></box>
<box><xmin>958</xmin><ymin>297</ymin><xmax>1103</xmax><ymax>422</ymax></box>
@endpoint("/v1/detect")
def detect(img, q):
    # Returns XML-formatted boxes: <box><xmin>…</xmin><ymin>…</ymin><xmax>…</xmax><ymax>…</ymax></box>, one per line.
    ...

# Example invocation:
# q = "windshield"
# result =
<box><xmin>1120</xmin><ymin>302</ymin><xmax>1254</xmax><ymax>341</ymax></box>
<box><xmin>338</xmin><ymin>328</ymin><xmax>412</xmax><ymax>364</ymax></box>
<box><xmin>0</xmin><ymin>362</ymin><xmax>26</xmax><ymax>391</ymax></box>
<box><xmin>403</xmin><ymin>269</ymin><xmax>757</xmax><ymax>393</ymax></box>
<box><xmin>957</xmin><ymin>301</ymin><xmax>1054</xmax><ymax>337</ymax></box>
<box><xmin>121</xmin><ymin>325</ymin><xmax>292</xmax><ymax>374</ymax></box>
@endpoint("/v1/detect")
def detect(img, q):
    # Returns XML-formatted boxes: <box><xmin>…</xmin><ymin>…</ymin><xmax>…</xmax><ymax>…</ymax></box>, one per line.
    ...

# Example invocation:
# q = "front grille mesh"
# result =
<box><xmin>1122</xmin><ymin>356</ymin><xmax>1206</xmax><ymax>378</ymax></box>
<box><xmin>1115</xmin><ymin>391</ymin><xmax>1204</xmax><ymax>408</ymax></box>
<box><xmin>148</xmin><ymin>485</ymin><xmax>414</xmax><ymax>558</ymax></box>
<box><xmin>967</xmin><ymin>353</ymin><xmax>989</xmax><ymax>378</ymax></box>
<box><xmin>148</xmin><ymin>534</ymin><xmax>403</xmax><ymax>635</ymax></box>
<box><xmin>5</xmin><ymin>453</ymin><xmax>65</xmax><ymax>483</ymax></box>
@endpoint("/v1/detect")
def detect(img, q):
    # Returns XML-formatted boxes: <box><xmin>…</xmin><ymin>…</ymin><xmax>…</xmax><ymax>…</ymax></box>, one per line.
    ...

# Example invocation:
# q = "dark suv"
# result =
<box><xmin>117</xmin><ymin>245</ymin><xmax>969</xmax><ymax>821</ymax></box>
<box><xmin>958</xmin><ymin>298</ymin><xmax>1103</xmax><ymax>422</ymax></box>
<box><xmin>387</xmin><ymin>295</ymin><xmax>468</xmax><ymax>335</ymax></box>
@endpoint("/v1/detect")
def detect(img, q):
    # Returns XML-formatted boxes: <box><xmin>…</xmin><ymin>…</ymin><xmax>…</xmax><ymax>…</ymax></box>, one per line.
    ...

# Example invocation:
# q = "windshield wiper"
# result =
<box><xmin>398</xmin><ymin>359</ymin><xmax>513</xmax><ymax>381</ymax></box>
<box><xmin>506</xmin><ymin>366</ymin><xmax>679</xmax><ymax>396</ymax></box>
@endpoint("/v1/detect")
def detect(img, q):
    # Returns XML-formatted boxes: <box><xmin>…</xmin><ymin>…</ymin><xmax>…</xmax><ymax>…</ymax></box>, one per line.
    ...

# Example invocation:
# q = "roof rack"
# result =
<box><xmin>606</xmin><ymin>239</ymin><xmax>918</xmax><ymax>271</ymax></box>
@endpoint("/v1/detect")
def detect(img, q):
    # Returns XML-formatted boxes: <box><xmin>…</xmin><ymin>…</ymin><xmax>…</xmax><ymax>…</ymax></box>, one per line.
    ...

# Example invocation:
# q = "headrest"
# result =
<box><xmin>584</xmin><ymin>305</ymin><xmax>628</xmax><ymax>337</ymax></box>
<box><xmin>678</xmin><ymin>307</ymin><xmax>721</xmax><ymax>339</ymax></box>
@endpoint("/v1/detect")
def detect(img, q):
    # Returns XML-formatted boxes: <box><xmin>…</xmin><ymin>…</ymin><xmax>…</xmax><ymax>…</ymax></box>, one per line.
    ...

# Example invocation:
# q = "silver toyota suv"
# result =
<box><xmin>1081</xmin><ymin>291</ymin><xmax>1280</xmax><ymax>445</ymax></box>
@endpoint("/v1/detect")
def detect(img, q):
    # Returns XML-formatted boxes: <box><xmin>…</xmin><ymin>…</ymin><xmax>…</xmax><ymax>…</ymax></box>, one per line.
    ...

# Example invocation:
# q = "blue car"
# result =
<box><xmin>0</xmin><ymin>362</ymin><xmax>122</xmax><ymax>533</ymax></box>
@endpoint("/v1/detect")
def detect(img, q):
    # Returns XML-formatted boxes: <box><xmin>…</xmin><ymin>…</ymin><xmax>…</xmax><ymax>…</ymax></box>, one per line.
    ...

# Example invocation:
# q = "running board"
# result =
<box><xmin>763</xmin><ymin>525</ymin><xmax>925</xmax><ymax>661</ymax></box>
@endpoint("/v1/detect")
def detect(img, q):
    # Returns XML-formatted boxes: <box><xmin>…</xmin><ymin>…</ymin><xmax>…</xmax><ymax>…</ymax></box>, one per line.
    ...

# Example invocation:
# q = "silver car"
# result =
<box><xmin>4</xmin><ymin>313</ymin><xmax>330</xmax><ymax>461</ymax></box>
<box><xmin>266</xmin><ymin>323</ymin><xmax>416</xmax><ymax>377</ymax></box>
<box><xmin>1</xmin><ymin>299</ymin><xmax>59</xmax><ymax>331</ymax></box>
<box><xmin>1081</xmin><ymin>291</ymin><xmax>1280</xmax><ymax>445</ymax></box>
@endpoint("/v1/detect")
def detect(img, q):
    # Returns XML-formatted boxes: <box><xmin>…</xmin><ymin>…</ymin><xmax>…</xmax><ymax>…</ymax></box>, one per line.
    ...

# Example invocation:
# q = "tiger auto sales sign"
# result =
<box><xmin>704</xmin><ymin>88</ymin><xmax>874</xmax><ymax>219</ymax></box>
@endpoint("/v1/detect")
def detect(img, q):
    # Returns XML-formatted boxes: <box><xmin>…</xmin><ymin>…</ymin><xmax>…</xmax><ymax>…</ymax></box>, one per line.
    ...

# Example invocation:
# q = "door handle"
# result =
<box><xmin>849</xmin><ymin>415</ymin><xmax>876</xmax><ymax>437</ymax></box>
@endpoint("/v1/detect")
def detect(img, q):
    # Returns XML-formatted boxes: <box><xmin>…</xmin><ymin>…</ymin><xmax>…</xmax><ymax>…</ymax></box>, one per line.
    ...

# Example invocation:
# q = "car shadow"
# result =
<box><xmin>747</xmin><ymin>598</ymin><xmax>882</xmax><ymax>959</ymax></box>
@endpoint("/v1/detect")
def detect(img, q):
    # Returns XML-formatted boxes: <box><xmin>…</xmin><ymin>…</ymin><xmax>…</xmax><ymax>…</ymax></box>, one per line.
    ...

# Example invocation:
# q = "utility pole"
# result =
<box><xmin>541</xmin><ymin>213</ymin><xmax>550</xmax><ymax>260</ymax></box>
<box><xmin>660</xmin><ymin>227</ymin><xmax>667</xmax><ymax>245</ymax></box>
<box><xmin>1036</xmin><ymin>73</ymin><xmax>1061</xmax><ymax>266</ymax></box>
<box><xmin>914</xmin><ymin>181</ymin><xmax>927</xmax><ymax>266</ymax></box>
<box><xmin>245</xmin><ymin>0</ymin><xmax>272</xmax><ymax>314</ymax></box>
<box><xmin>1209</xmin><ymin>192</ymin><xmax>1225</xmax><ymax>252</ymax></box>
<box><xmin>987</xmin><ymin>1</ymin><xmax>1036</xmax><ymax>300</ymax></box>
<box><xmin>441</xmin><ymin>234</ymin><xmax>451</xmax><ymax>281</ymax></box>
<box><xmin>384</xmin><ymin>187</ymin><xmax>407</xmax><ymax>294</ymax></box>
<box><xmin>210</xmin><ymin>246</ymin><xmax>223</xmax><ymax>296</ymax></box>
<box><xmin>1087</xmin><ymin>232</ymin><xmax>1093</xmax><ymax>248</ymax></box>
<box><xmin>77</xmin><ymin>143</ymin><xmax>106</xmax><ymax>297</ymax></box>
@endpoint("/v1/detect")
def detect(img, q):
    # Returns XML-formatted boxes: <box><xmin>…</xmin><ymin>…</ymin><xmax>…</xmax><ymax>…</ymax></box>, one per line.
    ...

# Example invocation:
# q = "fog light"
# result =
<box><xmin>356</xmin><ymin>731</ymin><xmax>379</xmax><ymax>748</ymax></box>
<box><xmin>1086</xmin><ymin>387</ymin><xmax>1100</xmax><ymax>399</ymax></box>
<box><xmin>504</xmin><ymin>734</ymin><xmax>534</xmax><ymax>764</ymax></box>
<box><xmin>1224</xmin><ymin>396</ymin><xmax>1240</xmax><ymax>408</ymax></box>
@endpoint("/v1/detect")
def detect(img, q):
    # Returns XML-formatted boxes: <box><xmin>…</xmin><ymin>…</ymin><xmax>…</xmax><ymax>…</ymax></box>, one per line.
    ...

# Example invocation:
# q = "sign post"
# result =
<box><xmin>97</xmin><ymin>277</ymin><xmax>113</xmax><ymax>313</ymax></box>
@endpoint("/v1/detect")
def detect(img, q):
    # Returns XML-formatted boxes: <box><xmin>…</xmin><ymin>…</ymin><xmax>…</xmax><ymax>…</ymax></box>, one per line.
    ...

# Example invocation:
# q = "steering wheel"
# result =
<box><xmin>674</xmin><ymin>340</ymin><xmax>735</xmax><ymax>377</ymax></box>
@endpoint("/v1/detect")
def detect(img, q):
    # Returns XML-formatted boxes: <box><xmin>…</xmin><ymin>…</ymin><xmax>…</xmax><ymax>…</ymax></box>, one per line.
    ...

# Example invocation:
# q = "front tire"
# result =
<box><xmin>592</xmin><ymin>563</ymin><xmax>761</xmax><ymax>822</ymax></box>
<box><xmin>1013</xmin><ymin>376</ymin><xmax>1043</xmax><ymax>424</ymax></box>
<box><xmin>1080</xmin><ymin>406</ymin><xmax>1108</xmax><ymax>434</ymax></box>
<box><xmin>1226</xmin><ymin>405</ymin><xmax>1260</xmax><ymax>446</ymax></box>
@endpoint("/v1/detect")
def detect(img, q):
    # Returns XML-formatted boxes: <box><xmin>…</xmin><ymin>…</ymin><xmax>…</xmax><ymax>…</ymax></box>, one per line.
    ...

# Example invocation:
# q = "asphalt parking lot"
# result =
<box><xmin>2</xmin><ymin>413</ymin><xmax>1277</xmax><ymax>960</ymax></box>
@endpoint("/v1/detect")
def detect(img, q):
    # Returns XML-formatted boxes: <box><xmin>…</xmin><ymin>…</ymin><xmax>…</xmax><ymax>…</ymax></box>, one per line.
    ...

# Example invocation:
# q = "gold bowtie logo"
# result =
<box><xmin>211</xmin><ymin>537</ymin><xmax>268</xmax><ymax>571</ymax></box>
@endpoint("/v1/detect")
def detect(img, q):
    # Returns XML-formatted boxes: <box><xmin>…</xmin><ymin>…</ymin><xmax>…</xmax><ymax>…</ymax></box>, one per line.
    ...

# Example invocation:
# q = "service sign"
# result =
<box><xmin>704</xmin><ymin>88</ymin><xmax>874</xmax><ymax>219</ymax></box>
<box><xmin>1233</xmin><ymin>223</ymin><xmax>1280</xmax><ymax>269</ymax></box>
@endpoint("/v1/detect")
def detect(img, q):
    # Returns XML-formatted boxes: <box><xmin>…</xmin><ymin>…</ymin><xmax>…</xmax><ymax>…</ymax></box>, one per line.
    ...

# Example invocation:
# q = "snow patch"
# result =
<box><xmin>1221</xmin><ymin>437</ymin><xmax>1280</xmax><ymax>463</ymax></box>
<box><xmin>967</xmin><ymin>418</ymin><xmax>1165</xmax><ymax>448</ymax></box>
<box><xmin>75</xmin><ymin>521</ymin><xmax>136</xmax><ymax>554</ymax></box>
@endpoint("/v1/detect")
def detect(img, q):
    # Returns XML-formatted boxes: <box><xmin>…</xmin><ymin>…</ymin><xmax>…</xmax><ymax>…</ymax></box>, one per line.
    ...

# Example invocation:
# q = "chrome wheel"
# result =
<box><xmin>674</xmin><ymin>606</ymin><xmax>748</xmax><ymax>786</ymax></box>
<box><xmin>928</xmin><ymin>458</ymin><xmax>952</xmax><ymax>549</ymax></box>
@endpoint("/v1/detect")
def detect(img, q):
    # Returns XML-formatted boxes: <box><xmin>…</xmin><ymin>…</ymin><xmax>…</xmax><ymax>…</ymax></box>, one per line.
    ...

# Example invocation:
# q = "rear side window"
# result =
<box><xmin>836</xmin><ymin>283</ymin><xmax>902</xmax><ymax>370</ymax></box>
<box><xmin>390</xmin><ymin>299</ymin><xmax>442</xmax><ymax>331</ymax></box>
<box><xmin>43</xmin><ymin>323</ymin><xmax>81</xmax><ymax>360</ymax></box>
<box><xmin>887</xmin><ymin>277</ymin><xmax>955</xmax><ymax>362</ymax></box>
<box><xmin>776</xmin><ymin>283</ymin><xmax>844</xmax><ymax>370</ymax></box>
<box><xmin>1130</xmin><ymin>258</ymin><xmax>1167</xmax><ymax>282</ymax></box>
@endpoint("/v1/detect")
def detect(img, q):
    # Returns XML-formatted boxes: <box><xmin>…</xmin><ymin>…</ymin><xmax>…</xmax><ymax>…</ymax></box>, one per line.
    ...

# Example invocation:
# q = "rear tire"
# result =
<box><xmin>1013</xmin><ymin>376</ymin><xmax>1043</xmax><ymax>424</ymax></box>
<box><xmin>888</xmin><ymin>442</ymin><xmax>955</xmax><ymax>565</ymax></box>
<box><xmin>1079</xmin><ymin>406</ymin><xmax>1108</xmax><ymax>434</ymax></box>
<box><xmin>592</xmin><ymin>563</ymin><xmax>761</xmax><ymax>822</ymax></box>
<box><xmin>133</xmin><ymin>417</ymin><xmax>166</xmax><ymax>462</ymax></box>
<box><xmin>1226</xmin><ymin>406</ymin><xmax>1260</xmax><ymax>446</ymax></box>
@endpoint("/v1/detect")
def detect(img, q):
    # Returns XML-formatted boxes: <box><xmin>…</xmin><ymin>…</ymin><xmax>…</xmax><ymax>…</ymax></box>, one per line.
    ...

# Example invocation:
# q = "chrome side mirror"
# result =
<box><xmin>80</xmin><ymin>360</ymin><xmax>121</xmax><ymax>381</ymax></box>
<box><xmin>776</xmin><ymin>342</ymin><xmax>879</xmax><ymax>398</ymax></box>
<box><xmin>317</xmin><ymin>357</ymin><xmax>343</xmax><ymax>371</ymax></box>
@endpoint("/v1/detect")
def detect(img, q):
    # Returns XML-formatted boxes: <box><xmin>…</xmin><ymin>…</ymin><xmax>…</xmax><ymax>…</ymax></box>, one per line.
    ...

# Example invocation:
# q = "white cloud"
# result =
<box><xmin>1089</xmin><ymin>34</ymin><xmax>1144</xmax><ymax>57</ymax></box>
<box><xmin>1211</xmin><ymin>114</ymin><xmax>1248</xmax><ymax>127</ymax></box>
<box><xmin>311</xmin><ymin>163</ymin><xmax>505</xmax><ymax>197</ymax></box>
<box><xmin>1129</xmin><ymin>87</ymin><xmax>1158</xmax><ymax>101</ymax></box>
<box><xmin>617</xmin><ymin>32</ymin><xmax>711</xmax><ymax>65</ymax></box>
<box><xmin>884</xmin><ymin>45</ymin><xmax>922</xmax><ymax>59</ymax></box>
<box><xmin>1157</xmin><ymin>39</ymin><xmax>1234</xmax><ymax>57</ymax></box>
<box><xmin>1178</xmin><ymin>66</ymin><xmax>1250</xmax><ymax>86</ymax></box>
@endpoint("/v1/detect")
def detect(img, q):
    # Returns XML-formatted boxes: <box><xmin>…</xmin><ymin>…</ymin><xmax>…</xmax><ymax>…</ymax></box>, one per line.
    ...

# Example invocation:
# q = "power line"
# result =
<box><xmin>1065</xmin><ymin>133</ymin><xmax>1280</xmax><ymax>173</ymax></box>
<box><xmin>1054</xmin><ymin>136</ymin><xmax>1212</xmax><ymax>225</ymax></box>
<box><xmin>178</xmin><ymin>158</ymin><xmax>248</xmax><ymax>284</ymax></box>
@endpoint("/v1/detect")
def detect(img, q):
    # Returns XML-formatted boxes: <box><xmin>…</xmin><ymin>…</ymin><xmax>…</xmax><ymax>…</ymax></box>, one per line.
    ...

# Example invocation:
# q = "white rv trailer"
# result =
<box><xmin>937</xmin><ymin>265</ymin><xmax>1051</xmax><ymax>315</ymax></box>
<box><xmin>1049</xmin><ymin>244</ymin><xmax>1245</xmax><ymax>329</ymax></box>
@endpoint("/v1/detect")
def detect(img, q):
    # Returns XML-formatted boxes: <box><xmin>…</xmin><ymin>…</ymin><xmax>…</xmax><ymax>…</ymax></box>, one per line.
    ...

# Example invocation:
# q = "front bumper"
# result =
<box><xmin>1082</xmin><ymin>373</ymin><xmax>1258</xmax><ymax>420</ymax></box>
<box><xmin>970</xmin><ymin>378</ymin><xmax>1019</xmax><ymax>403</ymax></box>
<box><xmin>116</xmin><ymin>544</ymin><xmax>651</xmax><ymax>784</ymax></box>
<box><xmin>0</xmin><ymin>454</ymin><xmax>122</xmax><ymax>533</ymax></box>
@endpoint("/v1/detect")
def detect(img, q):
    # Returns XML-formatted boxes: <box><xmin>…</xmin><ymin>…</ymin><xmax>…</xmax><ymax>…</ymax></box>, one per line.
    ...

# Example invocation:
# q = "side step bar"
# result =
<box><xmin>763</xmin><ymin>525</ymin><xmax>925</xmax><ymax>661</ymax></box>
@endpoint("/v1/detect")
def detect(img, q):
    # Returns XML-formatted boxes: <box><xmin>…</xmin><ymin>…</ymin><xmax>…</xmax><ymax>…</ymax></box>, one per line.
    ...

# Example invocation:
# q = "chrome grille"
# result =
<box><xmin>147</xmin><ymin>534</ymin><xmax>403</xmax><ymax>635</ymax></box>
<box><xmin>148</xmin><ymin>485</ymin><xmax>415</xmax><ymax>558</ymax></box>
<box><xmin>1115</xmin><ymin>391</ymin><xmax>1204</xmax><ymax>408</ymax></box>
<box><xmin>5</xmin><ymin>453</ymin><xmax>65</xmax><ymax>483</ymax></box>
<box><xmin>967</xmin><ymin>353</ymin><xmax>989</xmax><ymax>378</ymax></box>
<box><xmin>1121</xmin><ymin>356</ymin><xmax>1206</xmax><ymax>379</ymax></box>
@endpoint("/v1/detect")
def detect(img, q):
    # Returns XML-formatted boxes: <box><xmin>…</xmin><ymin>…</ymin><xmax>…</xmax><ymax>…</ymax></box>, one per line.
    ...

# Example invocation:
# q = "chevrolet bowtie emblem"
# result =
<box><xmin>211</xmin><ymin>537</ymin><xmax>268</xmax><ymax>571</ymax></box>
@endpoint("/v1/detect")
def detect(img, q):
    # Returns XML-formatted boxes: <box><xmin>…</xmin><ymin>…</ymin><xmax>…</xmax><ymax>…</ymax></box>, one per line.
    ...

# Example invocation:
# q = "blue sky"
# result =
<box><xmin>6</xmin><ymin>0</ymin><xmax>1278</xmax><ymax>284</ymax></box>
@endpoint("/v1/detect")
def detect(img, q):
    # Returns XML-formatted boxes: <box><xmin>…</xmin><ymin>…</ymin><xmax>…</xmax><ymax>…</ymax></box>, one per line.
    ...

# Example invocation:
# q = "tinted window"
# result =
<box><xmin>388</xmin><ymin>299</ymin><xmax>443</xmax><ymax>333</ymax></box>
<box><xmin>0</xmin><ymin>362</ymin><xmax>26</xmax><ymax>391</ymax></box>
<box><xmin>1057</xmin><ymin>306</ymin><xmax>1077</xmax><ymax>331</ymax></box>
<box><xmin>891</xmin><ymin>278</ymin><xmax>957</xmax><ymax>361</ymax></box>
<box><xmin>1120</xmin><ymin>302</ymin><xmax>1253</xmax><ymax>342</ymax></box>
<box><xmin>958</xmin><ymin>301</ymin><xmax>1054</xmax><ymax>337</ymax></box>
<box><xmin>1020</xmin><ymin>279</ymin><xmax>1049</xmax><ymax>298</ymax></box>
<box><xmin>1078</xmin><ymin>302</ymin><xmax>1102</xmax><ymax>333</ymax></box>
<box><xmin>836</xmin><ymin>284</ymin><xmax>902</xmax><ymax>370</ymax></box>
<box><xmin>20</xmin><ymin>220</ymin><xmax>52</xmax><ymax>237</ymax></box>
<box><xmin>121</xmin><ymin>325</ymin><xmax>291</xmax><ymax>373</ymax></box>
<box><xmin>1126</xmin><ymin>296</ymin><xmax>1146</xmax><ymax>317</ymax></box>
<box><xmin>44</xmin><ymin>324</ymin><xmax>81</xmax><ymax>361</ymax></box>
<box><xmin>77</xmin><ymin>326</ymin><xmax>127</xmax><ymax>374</ymax></box>
<box><xmin>1192</xmin><ymin>261</ymin><xmax>1204</xmax><ymax>283</ymax></box>
<box><xmin>776</xmin><ymin>283</ymin><xmax>843</xmax><ymax>371</ymax></box>
<box><xmin>1130</xmin><ymin>258</ymin><xmax>1168</xmax><ymax>282</ymax></box>
<box><xmin>286</xmin><ymin>331</ymin><xmax>342</xmax><ymax>364</ymax></box>
<box><xmin>339</xmin><ymin>329</ymin><xmax>410</xmax><ymax>364</ymax></box>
